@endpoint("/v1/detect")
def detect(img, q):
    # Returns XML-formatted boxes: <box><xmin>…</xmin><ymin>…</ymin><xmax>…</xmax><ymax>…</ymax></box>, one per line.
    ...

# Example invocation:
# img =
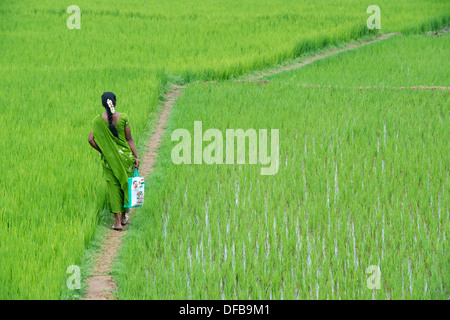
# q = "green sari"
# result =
<box><xmin>91</xmin><ymin>113</ymin><xmax>135</xmax><ymax>213</ymax></box>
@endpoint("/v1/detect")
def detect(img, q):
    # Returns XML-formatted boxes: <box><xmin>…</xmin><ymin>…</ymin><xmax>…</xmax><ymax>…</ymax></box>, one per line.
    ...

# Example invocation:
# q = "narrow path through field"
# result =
<box><xmin>240</xmin><ymin>83</ymin><xmax>450</xmax><ymax>92</ymax></box>
<box><xmin>82</xmin><ymin>32</ymin><xmax>403</xmax><ymax>300</ymax></box>
<box><xmin>249</xmin><ymin>33</ymin><xmax>399</xmax><ymax>80</ymax></box>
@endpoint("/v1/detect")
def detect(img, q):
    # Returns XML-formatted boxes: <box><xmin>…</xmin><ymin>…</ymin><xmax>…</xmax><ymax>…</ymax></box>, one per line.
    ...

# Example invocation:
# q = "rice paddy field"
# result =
<box><xmin>114</xmin><ymin>34</ymin><xmax>449</xmax><ymax>299</ymax></box>
<box><xmin>0</xmin><ymin>0</ymin><xmax>449</xmax><ymax>300</ymax></box>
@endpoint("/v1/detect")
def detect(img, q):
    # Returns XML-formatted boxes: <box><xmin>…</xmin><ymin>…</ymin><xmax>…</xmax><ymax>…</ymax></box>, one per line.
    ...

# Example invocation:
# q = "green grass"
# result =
<box><xmin>114</xmin><ymin>36</ymin><xmax>449</xmax><ymax>299</ymax></box>
<box><xmin>0</xmin><ymin>0</ymin><xmax>449</xmax><ymax>299</ymax></box>
<box><xmin>59</xmin><ymin>208</ymin><xmax>111</xmax><ymax>300</ymax></box>
<box><xmin>264</xmin><ymin>33</ymin><xmax>450</xmax><ymax>87</ymax></box>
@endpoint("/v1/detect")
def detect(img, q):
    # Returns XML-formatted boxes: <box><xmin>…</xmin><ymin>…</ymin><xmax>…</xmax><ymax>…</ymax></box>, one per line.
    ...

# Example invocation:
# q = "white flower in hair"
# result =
<box><xmin>107</xmin><ymin>98</ymin><xmax>115</xmax><ymax>114</ymax></box>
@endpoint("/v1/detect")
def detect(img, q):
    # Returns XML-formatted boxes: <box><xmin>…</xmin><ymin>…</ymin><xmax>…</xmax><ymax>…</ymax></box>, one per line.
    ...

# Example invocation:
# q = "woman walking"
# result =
<box><xmin>88</xmin><ymin>92</ymin><xmax>140</xmax><ymax>231</ymax></box>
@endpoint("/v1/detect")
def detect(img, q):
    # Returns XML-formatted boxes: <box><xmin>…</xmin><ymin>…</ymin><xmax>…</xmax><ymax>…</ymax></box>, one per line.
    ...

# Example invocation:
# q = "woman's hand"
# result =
<box><xmin>134</xmin><ymin>158</ymin><xmax>140</xmax><ymax>170</ymax></box>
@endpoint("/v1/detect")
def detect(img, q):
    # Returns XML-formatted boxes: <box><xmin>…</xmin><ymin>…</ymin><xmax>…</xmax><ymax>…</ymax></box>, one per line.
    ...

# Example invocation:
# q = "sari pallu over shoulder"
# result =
<box><xmin>91</xmin><ymin>115</ymin><xmax>135</xmax><ymax>206</ymax></box>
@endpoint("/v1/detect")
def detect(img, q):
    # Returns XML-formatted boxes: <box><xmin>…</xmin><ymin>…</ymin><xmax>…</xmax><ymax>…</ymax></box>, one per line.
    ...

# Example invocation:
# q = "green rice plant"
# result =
<box><xmin>265</xmin><ymin>33</ymin><xmax>450</xmax><ymax>87</ymax></box>
<box><xmin>115</xmin><ymin>37</ymin><xmax>448</xmax><ymax>299</ymax></box>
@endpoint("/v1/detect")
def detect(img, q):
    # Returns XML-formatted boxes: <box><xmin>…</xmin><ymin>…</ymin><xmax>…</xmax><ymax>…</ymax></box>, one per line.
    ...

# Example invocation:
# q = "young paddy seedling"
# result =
<box><xmin>115</xmin><ymin>32</ymin><xmax>448</xmax><ymax>298</ymax></box>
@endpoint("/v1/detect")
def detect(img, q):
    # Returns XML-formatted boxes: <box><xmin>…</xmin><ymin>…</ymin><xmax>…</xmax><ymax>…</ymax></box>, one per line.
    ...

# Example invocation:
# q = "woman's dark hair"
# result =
<box><xmin>101</xmin><ymin>92</ymin><xmax>119</xmax><ymax>138</ymax></box>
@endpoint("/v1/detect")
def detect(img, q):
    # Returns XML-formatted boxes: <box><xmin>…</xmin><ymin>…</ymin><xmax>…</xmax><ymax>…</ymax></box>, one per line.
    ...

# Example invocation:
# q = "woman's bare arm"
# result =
<box><xmin>88</xmin><ymin>131</ymin><xmax>102</xmax><ymax>154</ymax></box>
<box><xmin>125</xmin><ymin>126</ymin><xmax>140</xmax><ymax>169</ymax></box>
